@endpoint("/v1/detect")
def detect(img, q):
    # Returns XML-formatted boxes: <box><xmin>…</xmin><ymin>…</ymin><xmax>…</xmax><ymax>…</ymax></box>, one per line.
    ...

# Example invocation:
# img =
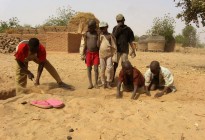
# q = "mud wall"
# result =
<box><xmin>46</xmin><ymin>32</ymin><xmax>82</xmax><ymax>52</ymax></box>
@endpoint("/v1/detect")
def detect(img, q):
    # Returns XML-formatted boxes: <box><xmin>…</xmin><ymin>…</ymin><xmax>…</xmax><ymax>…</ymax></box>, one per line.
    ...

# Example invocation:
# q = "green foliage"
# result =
<box><xmin>175</xmin><ymin>34</ymin><xmax>184</xmax><ymax>44</ymax></box>
<box><xmin>174</xmin><ymin>0</ymin><xmax>205</xmax><ymax>27</ymax></box>
<box><xmin>175</xmin><ymin>25</ymin><xmax>202</xmax><ymax>48</ymax></box>
<box><xmin>182</xmin><ymin>25</ymin><xmax>197</xmax><ymax>47</ymax></box>
<box><xmin>22</xmin><ymin>24</ymin><xmax>32</xmax><ymax>28</ymax></box>
<box><xmin>196</xmin><ymin>43</ymin><xmax>205</xmax><ymax>48</ymax></box>
<box><xmin>0</xmin><ymin>22</ymin><xmax>8</xmax><ymax>33</ymax></box>
<box><xmin>134</xmin><ymin>35</ymin><xmax>139</xmax><ymax>42</ymax></box>
<box><xmin>43</xmin><ymin>7</ymin><xmax>76</xmax><ymax>26</ymax></box>
<box><xmin>0</xmin><ymin>17</ymin><xmax>20</xmax><ymax>33</ymax></box>
<box><xmin>147</xmin><ymin>14</ymin><xmax>176</xmax><ymax>42</ymax></box>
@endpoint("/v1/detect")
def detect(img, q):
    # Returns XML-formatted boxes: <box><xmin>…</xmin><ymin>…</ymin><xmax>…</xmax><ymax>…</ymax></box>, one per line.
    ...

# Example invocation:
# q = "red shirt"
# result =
<box><xmin>14</xmin><ymin>41</ymin><xmax>46</xmax><ymax>62</ymax></box>
<box><xmin>118</xmin><ymin>67</ymin><xmax>145</xmax><ymax>87</ymax></box>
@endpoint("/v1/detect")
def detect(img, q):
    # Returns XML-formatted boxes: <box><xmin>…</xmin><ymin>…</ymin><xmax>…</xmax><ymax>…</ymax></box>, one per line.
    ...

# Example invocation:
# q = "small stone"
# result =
<box><xmin>21</xmin><ymin>101</ymin><xmax>27</xmax><ymax>105</ymax></box>
<box><xmin>67</xmin><ymin>136</ymin><xmax>72</xmax><ymax>140</ymax></box>
<box><xmin>69</xmin><ymin>128</ymin><xmax>74</xmax><ymax>132</ymax></box>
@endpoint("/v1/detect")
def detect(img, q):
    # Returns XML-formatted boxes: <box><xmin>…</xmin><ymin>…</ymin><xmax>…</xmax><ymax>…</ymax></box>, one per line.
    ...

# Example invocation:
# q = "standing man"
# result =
<box><xmin>112</xmin><ymin>14</ymin><xmax>136</xmax><ymax>82</ymax></box>
<box><xmin>15</xmin><ymin>38</ymin><xmax>64</xmax><ymax>95</ymax></box>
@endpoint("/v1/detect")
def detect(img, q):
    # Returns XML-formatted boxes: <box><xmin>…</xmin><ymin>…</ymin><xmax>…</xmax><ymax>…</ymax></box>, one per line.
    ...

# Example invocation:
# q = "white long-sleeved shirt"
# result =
<box><xmin>144</xmin><ymin>66</ymin><xmax>174</xmax><ymax>87</ymax></box>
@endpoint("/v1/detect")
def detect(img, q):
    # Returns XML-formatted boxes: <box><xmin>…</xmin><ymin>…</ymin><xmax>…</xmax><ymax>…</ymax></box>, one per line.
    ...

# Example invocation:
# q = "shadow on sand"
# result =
<box><xmin>41</xmin><ymin>82</ymin><xmax>75</xmax><ymax>91</ymax></box>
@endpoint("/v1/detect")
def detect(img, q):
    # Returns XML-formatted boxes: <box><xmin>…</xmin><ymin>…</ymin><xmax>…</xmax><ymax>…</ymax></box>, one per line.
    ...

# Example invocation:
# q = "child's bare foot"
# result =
<box><xmin>116</xmin><ymin>94</ymin><xmax>122</xmax><ymax>99</ymax></box>
<box><xmin>131</xmin><ymin>92</ymin><xmax>136</xmax><ymax>99</ymax></box>
<box><xmin>103</xmin><ymin>84</ymin><xmax>106</xmax><ymax>89</ymax></box>
<box><xmin>58</xmin><ymin>82</ymin><xmax>71</xmax><ymax>88</ymax></box>
<box><xmin>145</xmin><ymin>90</ymin><xmax>151</xmax><ymax>96</ymax></box>
<box><xmin>107</xmin><ymin>82</ymin><xmax>112</xmax><ymax>89</ymax></box>
<box><xmin>116</xmin><ymin>92</ymin><xmax>122</xmax><ymax>99</ymax></box>
<box><xmin>88</xmin><ymin>84</ymin><xmax>94</xmax><ymax>89</ymax></box>
<box><xmin>132</xmin><ymin>93</ymin><xmax>140</xmax><ymax>100</ymax></box>
<box><xmin>94</xmin><ymin>84</ymin><xmax>99</xmax><ymax>89</ymax></box>
<box><xmin>112</xmin><ymin>78</ymin><xmax>115</xmax><ymax>83</ymax></box>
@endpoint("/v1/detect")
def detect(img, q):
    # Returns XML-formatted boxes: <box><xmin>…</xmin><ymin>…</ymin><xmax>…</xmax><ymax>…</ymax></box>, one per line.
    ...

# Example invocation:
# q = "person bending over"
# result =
<box><xmin>15</xmin><ymin>38</ymin><xmax>65</xmax><ymax>94</ymax></box>
<box><xmin>116</xmin><ymin>61</ymin><xmax>148</xmax><ymax>100</ymax></box>
<box><xmin>144</xmin><ymin>61</ymin><xmax>177</xmax><ymax>98</ymax></box>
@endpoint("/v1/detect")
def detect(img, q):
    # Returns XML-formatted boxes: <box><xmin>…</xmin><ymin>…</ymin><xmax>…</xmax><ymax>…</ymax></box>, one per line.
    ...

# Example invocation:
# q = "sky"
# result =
<box><xmin>0</xmin><ymin>0</ymin><xmax>205</xmax><ymax>43</ymax></box>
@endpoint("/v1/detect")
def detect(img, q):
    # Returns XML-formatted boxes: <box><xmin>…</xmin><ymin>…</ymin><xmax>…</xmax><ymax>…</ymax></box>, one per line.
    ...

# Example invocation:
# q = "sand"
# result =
<box><xmin>0</xmin><ymin>50</ymin><xmax>205</xmax><ymax>140</ymax></box>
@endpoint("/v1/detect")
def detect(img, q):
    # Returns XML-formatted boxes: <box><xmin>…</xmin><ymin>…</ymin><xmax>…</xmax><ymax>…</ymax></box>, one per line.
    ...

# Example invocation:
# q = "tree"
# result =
<box><xmin>175</xmin><ymin>34</ymin><xmax>184</xmax><ymax>44</ymax></box>
<box><xmin>43</xmin><ymin>7</ymin><xmax>76</xmax><ymax>26</ymax></box>
<box><xmin>182</xmin><ymin>25</ymin><xmax>197</xmax><ymax>47</ymax></box>
<box><xmin>0</xmin><ymin>17</ymin><xmax>20</xmax><ymax>33</ymax></box>
<box><xmin>174</xmin><ymin>0</ymin><xmax>205</xmax><ymax>27</ymax></box>
<box><xmin>134</xmin><ymin>35</ymin><xmax>139</xmax><ymax>42</ymax></box>
<box><xmin>147</xmin><ymin>14</ymin><xmax>176</xmax><ymax>43</ymax></box>
<box><xmin>22</xmin><ymin>24</ymin><xmax>32</xmax><ymax>28</ymax></box>
<box><xmin>147</xmin><ymin>14</ymin><xmax>176</xmax><ymax>51</ymax></box>
<box><xmin>196</xmin><ymin>43</ymin><xmax>205</xmax><ymax>48</ymax></box>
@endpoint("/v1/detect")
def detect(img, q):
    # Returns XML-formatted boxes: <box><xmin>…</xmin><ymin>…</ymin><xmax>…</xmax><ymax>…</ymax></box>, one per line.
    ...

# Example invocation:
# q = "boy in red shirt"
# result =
<box><xmin>116</xmin><ymin>61</ymin><xmax>150</xmax><ymax>100</ymax></box>
<box><xmin>15</xmin><ymin>38</ymin><xmax>64</xmax><ymax>94</ymax></box>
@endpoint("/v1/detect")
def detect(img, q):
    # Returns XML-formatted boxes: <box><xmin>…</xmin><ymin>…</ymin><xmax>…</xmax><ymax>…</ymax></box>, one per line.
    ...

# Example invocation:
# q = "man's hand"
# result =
<box><xmin>27</xmin><ymin>72</ymin><xmax>34</xmax><ymax>81</ymax></box>
<box><xmin>154</xmin><ymin>92</ymin><xmax>164</xmax><ymax>98</ymax></box>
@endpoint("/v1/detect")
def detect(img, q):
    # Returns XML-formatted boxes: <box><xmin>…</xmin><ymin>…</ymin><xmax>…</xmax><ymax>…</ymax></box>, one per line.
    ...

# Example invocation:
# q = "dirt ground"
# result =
<box><xmin>0</xmin><ymin>50</ymin><xmax>205</xmax><ymax>140</ymax></box>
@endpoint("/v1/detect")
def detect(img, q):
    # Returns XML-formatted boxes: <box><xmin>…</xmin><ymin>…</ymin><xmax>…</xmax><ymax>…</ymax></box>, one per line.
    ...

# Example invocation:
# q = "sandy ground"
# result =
<box><xmin>0</xmin><ymin>50</ymin><xmax>205</xmax><ymax>140</ymax></box>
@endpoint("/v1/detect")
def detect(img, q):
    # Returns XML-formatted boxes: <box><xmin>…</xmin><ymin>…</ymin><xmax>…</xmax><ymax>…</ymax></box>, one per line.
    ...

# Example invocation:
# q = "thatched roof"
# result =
<box><xmin>138</xmin><ymin>35</ymin><xmax>149</xmax><ymax>43</ymax></box>
<box><xmin>147</xmin><ymin>35</ymin><xmax>165</xmax><ymax>43</ymax></box>
<box><xmin>68</xmin><ymin>12</ymin><xmax>99</xmax><ymax>33</ymax></box>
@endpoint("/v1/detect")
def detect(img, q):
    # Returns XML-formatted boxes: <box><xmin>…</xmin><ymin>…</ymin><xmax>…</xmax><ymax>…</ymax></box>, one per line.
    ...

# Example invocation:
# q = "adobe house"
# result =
<box><xmin>4</xmin><ymin>12</ymin><xmax>99</xmax><ymax>53</ymax></box>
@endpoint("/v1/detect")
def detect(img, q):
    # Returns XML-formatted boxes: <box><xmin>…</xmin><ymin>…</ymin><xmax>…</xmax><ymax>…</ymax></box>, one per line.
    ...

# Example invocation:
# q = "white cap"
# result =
<box><xmin>99</xmin><ymin>21</ymin><xmax>108</xmax><ymax>28</ymax></box>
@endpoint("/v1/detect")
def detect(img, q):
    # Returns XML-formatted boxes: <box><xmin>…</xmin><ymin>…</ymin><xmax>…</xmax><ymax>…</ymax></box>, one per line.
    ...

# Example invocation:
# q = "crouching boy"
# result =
<box><xmin>144</xmin><ymin>61</ymin><xmax>177</xmax><ymax>98</ymax></box>
<box><xmin>116</xmin><ymin>61</ymin><xmax>149</xmax><ymax>99</ymax></box>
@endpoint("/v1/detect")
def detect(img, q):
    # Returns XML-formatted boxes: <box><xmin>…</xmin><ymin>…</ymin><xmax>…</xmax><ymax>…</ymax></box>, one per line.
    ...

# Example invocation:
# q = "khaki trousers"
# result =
<box><xmin>100</xmin><ymin>56</ymin><xmax>114</xmax><ymax>84</ymax></box>
<box><xmin>15</xmin><ymin>56</ymin><xmax>62</xmax><ymax>95</ymax></box>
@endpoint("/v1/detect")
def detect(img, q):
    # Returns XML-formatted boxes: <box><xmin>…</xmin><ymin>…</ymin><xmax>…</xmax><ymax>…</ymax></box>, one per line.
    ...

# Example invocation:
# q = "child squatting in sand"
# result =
<box><xmin>116</xmin><ymin>60</ymin><xmax>150</xmax><ymax>99</ymax></box>
<box><xmin>144</xmin><ymin>60</ymin><xmax>177</xmax><ymax>98</ymax></box>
